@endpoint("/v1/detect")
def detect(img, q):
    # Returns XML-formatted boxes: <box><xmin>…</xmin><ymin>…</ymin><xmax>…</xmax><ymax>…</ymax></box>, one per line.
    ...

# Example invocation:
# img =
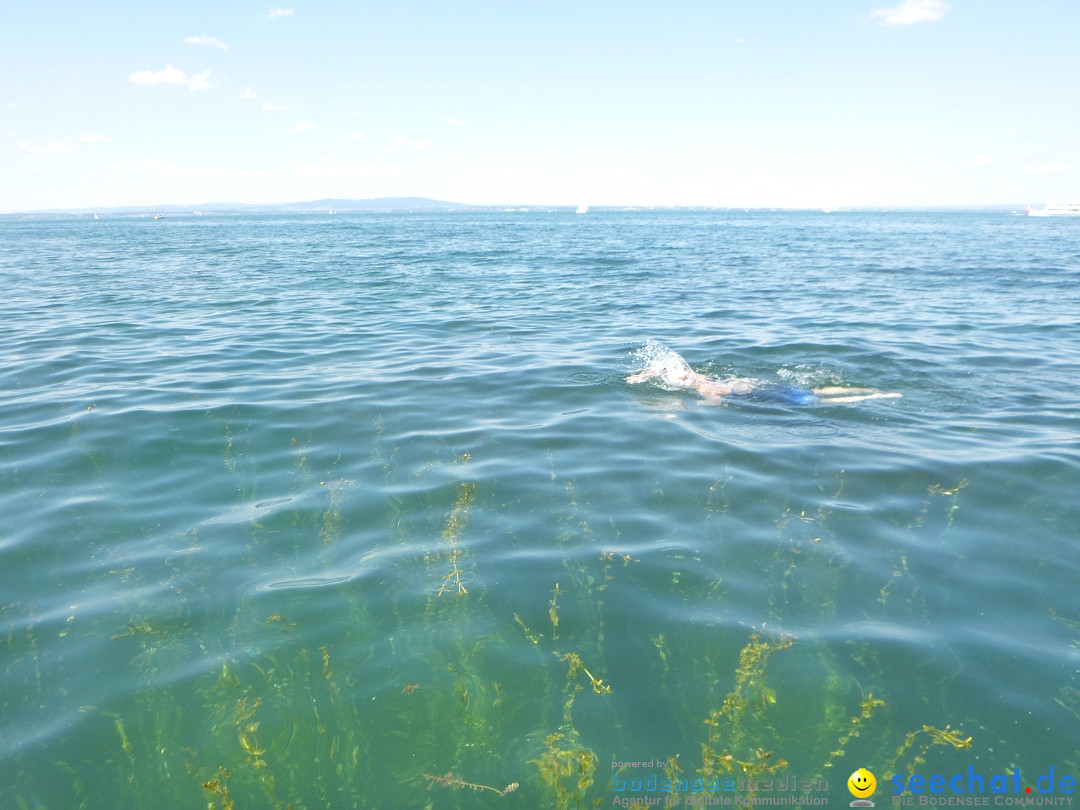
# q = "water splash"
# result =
<box><xmin>628</xmin><ymin>339</ymin><xmax>695</xmax><ymax>389</ymax></box>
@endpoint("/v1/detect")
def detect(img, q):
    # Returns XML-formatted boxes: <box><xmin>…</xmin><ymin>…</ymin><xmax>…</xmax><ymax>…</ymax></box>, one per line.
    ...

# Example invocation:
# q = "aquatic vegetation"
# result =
<box><xmin>699</xmin><ymin>631</ymin><xmax>794</xmax><ymax>791</ymax></box>
<box><xmin>533</xmin><ymin>732</ymin><xmax>601</xmax><ymax>810</ymax></box>
<box><xmin>561</xmin><ymin>650</ymin><xmax>613</xmax><ymax>695</ymax></box>
<box><xmin>1049</xmin><ymin>608</ymin><xmax>1080</xmax><ymax>768</ymax></box>
<box><xmin>0</xmin><ymin>439</ymin><xmax>1026</xmax><ymax>809</ymax></box>
<box><xmin>514</xmin><ymin>546</ymin><xmax>621</xmax><ymax>807</ymax></box>
<box><xmin>437</xmin><ymin>478</ymin><xmax>476</xmax><ymax>597</ymax></box>
<box><xmin>424</xmin><ymin>770</ymin><xmax>520</xmax><ymax>796</ymax></box>
<box><xmin>515</xmin><ymin>612</ymin><xmax>543</xmax><ymax>646</ymax></box>
<box><xmin>890</xmin><ymin>725</ymin><xmax>973</xmax><ymax>780</ymax></box>
<box><xmin>928</xmin><ymin>480</ymin><xmax>969</xmax><ymax>528</ymax></box>
<box><xmin>113</xmin><ymin>714</ymin><xmax>136</xmax><ymax>783</ymax></box>
<box><xmin>909</xmin><ymin>479</ymin><xmax>969</xmax><ymax>531</ymax></box>
<box><xmin>316</xmin><ymin>475</ymin><xmax>348</xmax><ymax>547</ymax></box>
<box><xmin>201</xmin><ymin>766</ymin><xmax>235</xmax><ymax>810</ymax></box>
<box><xmin>549</xmin><ymin>582</ymin><xmax>562</xmax><ymax>640</ymax></box>
<box><xmin>820</xmin><ymin>693</ymin><xmax>887</xmax><ymax>772</ymax></box>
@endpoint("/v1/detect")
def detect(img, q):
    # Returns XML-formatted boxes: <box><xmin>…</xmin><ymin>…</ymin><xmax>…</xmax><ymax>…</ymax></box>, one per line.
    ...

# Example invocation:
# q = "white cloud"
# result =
<box><xmin>383</xmin><ymin>134</ymin><xmax>433</xmax><ymax>152</ymax></box>
<box><xmin>1022</xmin><ymin>162</ymin><xmax>1075</xmax><ymax>174</ymax></box>
<box><xmin>442</xmin><ymin>117</ymin><xmax>459</xmax><ymax>126</ymax></box>
<box><xmin>128</xmin><ymin>64</ymin><xmax>211</xmax><ymax>91</ymax></box>
<box><xmin>140</xmin><ymin>158</ymin><xmax>179</xmax><ymax>173</ymax></box>
<box><xmin>186</xmin><ymin>35</ymin><xmax>228</xmax><ymax>50</ymax></box>
<box><xmin>238</xmin><ymin>86</ymin><xmax>257</xmax><ymax>101</ymax></box>
<box><xmin>340</xmin><ymin>110</ymin><xmax>362</xmax><ymax>118</ymax></box>
<box><xmin>269</xmin><ymin>7</ymin><xmax>293</xmax><ymax>18</ymax></box>
<box><xmin>870</xmin><ymin>0</ymin><xmax>949</xmax><ymax>26</ymax></box>
<box><xmin>346</xmin><ymin>130</ymin><xmax>365</xmax><ymax>139</ymax></box>
<box><xmin>81</xmin><ymin>134</ymin><xmax>112</xmax><ymax>143</ymax></box>
<box><xmin>188</xmin><ymin>69</ymin><xmax>213</xmax><ymax>92</ymax></box>
<box><xmin>129</xmin><ymin>64</ymin><xmax>188</xmax><ymax>85</ymax></box>
<box><xmin>20</xmin><ymin>141</ymin><xmax>74</xmax><ymax>154</ymax></box>
<box><xmin>294</xmin><ymin>121</ymin><xmax>315</xmax><ymax>131</ymax></box>
<box><xmin>263</xmin><ymin>102</ymin><xmax>293</xmax><ymax>111</ymax></box>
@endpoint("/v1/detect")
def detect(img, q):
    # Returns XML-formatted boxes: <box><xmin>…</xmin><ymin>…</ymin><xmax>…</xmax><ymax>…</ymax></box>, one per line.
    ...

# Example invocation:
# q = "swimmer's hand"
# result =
<box><xmin>626</xmin><ymin>371</ymin><xmax>656</xmax><ymax>384</ymax></box>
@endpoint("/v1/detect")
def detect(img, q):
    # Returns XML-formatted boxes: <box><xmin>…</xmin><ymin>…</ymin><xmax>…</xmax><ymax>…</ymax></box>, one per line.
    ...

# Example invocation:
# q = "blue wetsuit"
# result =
<box><xmin>737</xmin><ymin>383</ymin><xmax>820</xmax><ymax>406</ymax></box>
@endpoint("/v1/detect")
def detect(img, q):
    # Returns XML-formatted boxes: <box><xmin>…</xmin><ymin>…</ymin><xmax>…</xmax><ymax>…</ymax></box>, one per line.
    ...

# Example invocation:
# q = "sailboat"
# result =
<box><xmin>576</xmin><ymin>204</ymin><xmax>588</xmax><ymax>214</ymax></box>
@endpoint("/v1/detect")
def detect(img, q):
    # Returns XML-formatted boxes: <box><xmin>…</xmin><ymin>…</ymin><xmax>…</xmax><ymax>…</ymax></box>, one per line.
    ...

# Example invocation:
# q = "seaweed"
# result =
<box><xmin>820</xmin><ymin>693</ymin><xmax>888</xmax><ymax>773</ymax></box>
<box><xmin>699</xmin><ymin>631</ymin><xmax>794</xmax><ymax>794</ymax></box>
<box><xmin>890</xmin><ymin>725</ymin><xmax>973</xmax><ymax>781</ymax></box>
<box><xmin>532</xmin><ymin>732</ymin><xmax>601</xmax><ymax>810</ymax></box>
<box><xmin>7</xmin><ymin>431</ymin><xmax>1021</xmax><ymax>810</ymax></box>
<box><xmin>437</xmin><ymin>474</ymin><xmax>475</xmax><ymax>597</ymax></box>
<box><xmin>424</xmin><ymin>770</ymin><xmax>520</xmax><ymax>797</ymax></box>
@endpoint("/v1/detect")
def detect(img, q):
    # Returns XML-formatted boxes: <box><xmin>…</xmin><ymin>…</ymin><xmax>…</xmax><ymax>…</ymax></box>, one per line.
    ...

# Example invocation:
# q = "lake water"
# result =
<box><xmin>1</xmin><ymin>210</ymin><xmax>1078</xmax><ymax>808</ymax></box>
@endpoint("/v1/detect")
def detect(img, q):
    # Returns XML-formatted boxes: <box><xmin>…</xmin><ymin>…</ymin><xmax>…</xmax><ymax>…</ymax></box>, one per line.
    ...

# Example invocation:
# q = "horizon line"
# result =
<box><xmin>0</xmin><ymin>196</ymin><xmax>1038</xmax><ymax>217</ymax></box>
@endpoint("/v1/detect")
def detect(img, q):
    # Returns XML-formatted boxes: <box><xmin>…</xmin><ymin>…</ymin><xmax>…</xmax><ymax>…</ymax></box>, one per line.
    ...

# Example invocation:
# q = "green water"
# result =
<box><xmin>1</xmin><ymin>212</ymin><xmax>1078</xmax><ymax>808</ymax></box>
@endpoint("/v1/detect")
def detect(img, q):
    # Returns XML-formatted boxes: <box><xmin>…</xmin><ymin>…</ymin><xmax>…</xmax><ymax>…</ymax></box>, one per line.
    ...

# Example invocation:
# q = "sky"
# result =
<box><xmin>2</xmin><ymin>0</ymin><xmax>1078</xmax><ymax>212</ymax></box>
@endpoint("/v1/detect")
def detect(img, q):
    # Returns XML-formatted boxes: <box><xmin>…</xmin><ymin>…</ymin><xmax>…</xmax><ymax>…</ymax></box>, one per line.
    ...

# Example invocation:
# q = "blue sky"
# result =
<box><xmin>2</xmin><ymin>1</ymin><xmax>1078</xmax><ymax>212</ymax></box>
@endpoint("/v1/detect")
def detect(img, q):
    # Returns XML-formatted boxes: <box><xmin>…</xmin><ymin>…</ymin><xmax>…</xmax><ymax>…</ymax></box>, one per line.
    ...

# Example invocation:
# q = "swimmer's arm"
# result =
<box><xmin>626</xmin><ymin>370</ymin><xmax>658</xmax><ymax>384</ymax></box>
<box><xmin>692</xmin><ymin>378</ymin><xmax>735</xmax><ymax>398</ymax></box>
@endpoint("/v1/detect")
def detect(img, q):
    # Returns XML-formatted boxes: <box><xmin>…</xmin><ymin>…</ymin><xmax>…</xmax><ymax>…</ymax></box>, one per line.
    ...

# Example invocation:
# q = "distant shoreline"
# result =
<box><xmin>0</xmin><ymin>198</ymin><xmax>1031</xmax><ymax>218</ymax></box>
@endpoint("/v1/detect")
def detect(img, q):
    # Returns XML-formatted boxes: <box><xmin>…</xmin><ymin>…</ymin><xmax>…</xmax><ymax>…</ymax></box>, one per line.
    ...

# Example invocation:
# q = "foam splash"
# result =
<box><xmin>630</xmin><ymin>339</ymin><xmax>694</xmax><ymax>389</ymax></box>
<box><xmin>777</xmin><ymin>364</ymin><xmax>828</xmax><ymax>390</ymax></box>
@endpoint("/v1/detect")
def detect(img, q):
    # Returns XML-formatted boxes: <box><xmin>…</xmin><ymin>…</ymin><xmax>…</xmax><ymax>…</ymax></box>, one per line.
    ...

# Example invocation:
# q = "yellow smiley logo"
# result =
<box><xmin>848</xmin><ymin>768</ymin><xmax>877</xmax><ymax>798</ymax></box>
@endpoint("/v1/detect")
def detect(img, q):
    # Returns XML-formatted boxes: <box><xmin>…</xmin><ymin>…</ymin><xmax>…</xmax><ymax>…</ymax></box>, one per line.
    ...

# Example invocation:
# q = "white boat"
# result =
<box><xmin>154</xmin><ymin>213</ymin><xmax>165</xmax><ymax>220</ymax></box>
<box><xmin>576</xmin><ymin>204</ymin><xmax>588</xmax><ymax>214</ymax></box>
<box><xmin>1026</xmin><ymin>202</ymin><xmax>1080</xmax><ymax>217</ymax></box>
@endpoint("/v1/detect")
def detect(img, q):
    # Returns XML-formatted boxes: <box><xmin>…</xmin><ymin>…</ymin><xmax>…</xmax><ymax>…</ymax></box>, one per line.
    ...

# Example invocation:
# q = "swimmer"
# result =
<box><xmin>626</xmin><ymin>341</ymin><xmax>901</xmax><ymax>405</ymax></box>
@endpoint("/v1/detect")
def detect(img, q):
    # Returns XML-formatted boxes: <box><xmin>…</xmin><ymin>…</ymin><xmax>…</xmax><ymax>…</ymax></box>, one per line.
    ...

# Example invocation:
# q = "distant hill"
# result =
<box><xmin>3</xmin><ymin>197</ymin><xmax>484</xmax><ymax>218</ymax></box>
<box><xmin>286</xmin><ymin>197</ymin><xmax>478</xmax><ymax>212</ymax></box>
<box><xmin>2</xmin><ymin>198</ymin><xmax>1029</xmax><ymax>218</ymax></box>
